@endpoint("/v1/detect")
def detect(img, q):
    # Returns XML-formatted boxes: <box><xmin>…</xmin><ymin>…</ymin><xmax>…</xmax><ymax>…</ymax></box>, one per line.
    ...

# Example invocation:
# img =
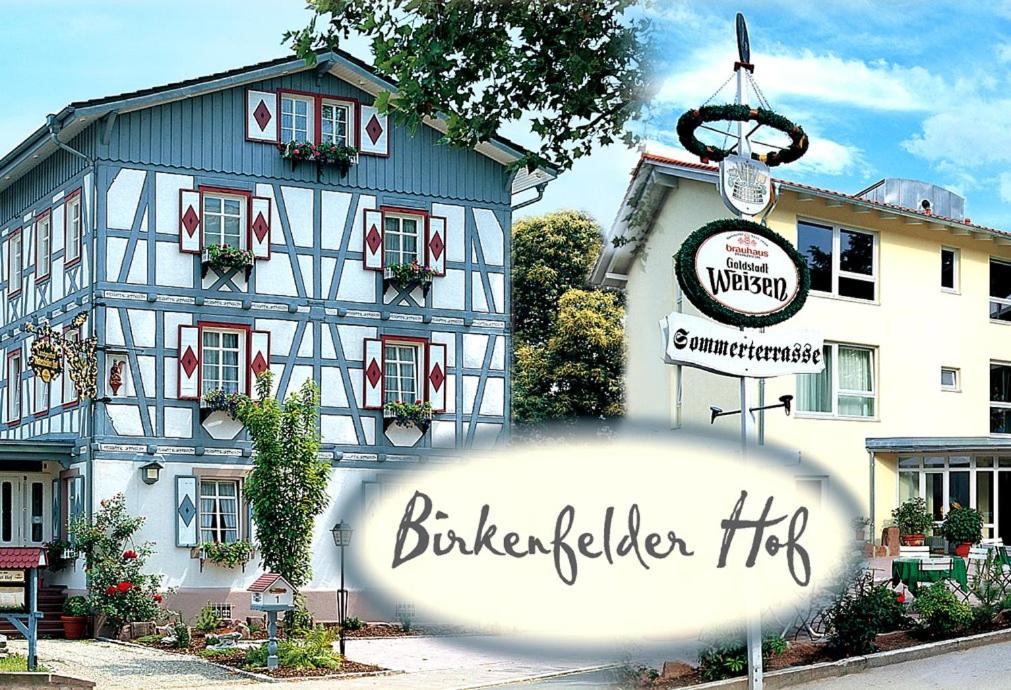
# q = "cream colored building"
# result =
<box><xmin>592</xmin><ymin>150</ymin><xmax>1011</xmax><ymax>546</ymax></box>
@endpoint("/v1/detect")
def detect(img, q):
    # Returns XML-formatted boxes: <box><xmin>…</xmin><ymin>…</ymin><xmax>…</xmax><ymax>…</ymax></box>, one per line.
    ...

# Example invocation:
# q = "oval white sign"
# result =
<box><xmin>347</xmin><ymin>431</ymin><xmax>854</xmax><ymax>644</ymax></box>
<box><xmin>694</xmin><ymin>230</ymin><xmax>800</xmax><ymax>316</ymax></box>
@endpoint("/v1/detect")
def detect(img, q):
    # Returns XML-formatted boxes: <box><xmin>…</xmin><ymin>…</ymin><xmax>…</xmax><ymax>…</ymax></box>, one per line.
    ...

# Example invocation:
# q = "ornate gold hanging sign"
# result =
<box><xmin>26</xmin><ymin>312</ymin><xmax>98</xmax><ymax>399</ymax></box>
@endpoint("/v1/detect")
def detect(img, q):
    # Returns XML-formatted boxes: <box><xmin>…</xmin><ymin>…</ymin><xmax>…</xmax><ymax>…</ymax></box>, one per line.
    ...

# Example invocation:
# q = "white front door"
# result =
<box><xmin>0</xmin><ymin>474</ymin><xmax>49</xmax><ymax>547</ymax></box>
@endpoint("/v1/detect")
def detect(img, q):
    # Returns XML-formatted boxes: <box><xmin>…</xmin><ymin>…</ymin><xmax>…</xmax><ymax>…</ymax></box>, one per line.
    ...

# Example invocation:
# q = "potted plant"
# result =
<box><xmin>851</xmin><ymin>516</ymin><xmax>872</xmax><ymax>542</ymax></box>
<box><xmin>891</xmin><ymin>497</ymin><xmax>933</xmax><ymax>546</ymax></box>
<box><xmin>202</xmin><ymin>244</ymin><xmax>255</xmax><ymax>275</ymax></box>
<box><xmin>61</xmin><ymin>595</ymin><xmax>90</xmax><ymax>640</ymax></box>
<box><xmin>940</xmin><ymin>505</ymin><xmax>983</xmax><ymax>557</ymax></box>
<box><xmin>383</xmin><ymin>400</ymin><xmax>434</xmax><ymax>429</ymax></box>
<box><xmin>384</xmin><ymin>261</ymin><xmax>436</xmax><ymax>289</ymax></box>
<box><xmin>196</xmin><ymin>540</ymin><xmax>255</xmax><ymax>570</ymax></box>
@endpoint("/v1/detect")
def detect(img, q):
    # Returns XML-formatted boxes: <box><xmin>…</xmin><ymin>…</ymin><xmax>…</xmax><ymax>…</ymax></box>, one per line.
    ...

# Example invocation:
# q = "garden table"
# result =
<box><xmin>891</xmin><ymin>557</ymin><xmax>968</xmax><ymax>595</ymax></box>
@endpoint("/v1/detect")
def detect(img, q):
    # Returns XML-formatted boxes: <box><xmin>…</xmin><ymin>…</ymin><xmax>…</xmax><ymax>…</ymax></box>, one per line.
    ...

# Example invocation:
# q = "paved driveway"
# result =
<box><xmin>9</xmin><ymin>635</ymin><xmax>609</xmax><ymax>690</ymax></box>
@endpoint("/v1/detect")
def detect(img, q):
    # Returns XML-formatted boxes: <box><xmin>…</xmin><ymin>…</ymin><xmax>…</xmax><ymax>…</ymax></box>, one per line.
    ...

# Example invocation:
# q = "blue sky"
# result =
<box><xmin>3</xmin><ymin>1</ymin><xmax>1011</xmax><ymax>229</ymax></box>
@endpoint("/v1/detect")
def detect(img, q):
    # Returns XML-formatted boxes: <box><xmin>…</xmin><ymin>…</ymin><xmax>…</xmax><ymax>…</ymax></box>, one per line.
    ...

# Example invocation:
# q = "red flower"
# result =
<box><xmin>105</xmin><ymin>586</ymin><xmax>118</xmax><ymax>596</ymax></box>
<box><xmin>153</xmin><ymin>594</ymin><xmax>163</xmax><ymax>603</ymax></box>
<box><xmin>117</xmin><ymin>581</ymin><xmax>133</xmax><ymax>593</ymax></box>
<box><xmin>123</xmin><ymin>550</ymin><xmax>137</xmax><ymax>559</ymax></box>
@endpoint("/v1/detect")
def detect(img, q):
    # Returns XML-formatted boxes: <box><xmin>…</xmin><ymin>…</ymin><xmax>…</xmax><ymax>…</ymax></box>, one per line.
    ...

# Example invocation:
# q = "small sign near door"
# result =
<box><xmin>0</xmin><ymin>570</ymin><xmax>24</xmax><ymax>583</ymax></box>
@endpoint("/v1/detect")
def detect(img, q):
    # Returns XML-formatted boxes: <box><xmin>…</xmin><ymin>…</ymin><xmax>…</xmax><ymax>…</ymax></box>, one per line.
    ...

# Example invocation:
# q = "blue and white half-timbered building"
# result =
<box><xmin>0</xmin><ymin>50</ymin><xmax>553</xmax><ymax>619</ymax></box>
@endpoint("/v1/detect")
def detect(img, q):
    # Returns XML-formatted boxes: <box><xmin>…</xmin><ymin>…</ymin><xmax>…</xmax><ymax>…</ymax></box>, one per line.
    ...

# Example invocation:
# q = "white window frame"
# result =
<box><xmin>199</xmin><ymin>479</ymin><xmax>240</xmax><ymax>544</ymax></box>
<box><xmin>941</xmin><ymin>246</ymin><xmax>959</xmax><ymax>293</ymax></box>
<box><xmin>383</xmin><ymin>341</ymin><xmax>424</xmax><ymax>405</ymax></box>
<box><xmin>320</xmin><ymin>99</ymin><xmax>352</xmax><ymax>147</ymax></box>
<box><xmin>200</xmin><ymin>328</ymin><xmax>246</xmax><ymax>396</ymax></box>
<box><xmin>8</xmin><ymin>231</ymin><xmax>22</xmax><ymax>296</ymax></box>
<box><xmin>798</xmin><ymin>219</ymin><xmax>878</xmax><ymax>302</ymax></box>
<box><xmin>796</xmin><ymin>342</ymin><xmax>877</xmax><ymax>420</ymax></box>
<box><xmin>65</xmin><ymin>192</ymin><xmax>82</xmax><ymax>265</ymax></box>
<box><xmin>941</xmin><ymin>366</ymin><xmax>960</xmax><ymax>392</ymax></box>
<box><xmin>201</xmin><ymin>193</ymin><xmax>247</xmax><ymax>250</ymax></box>
<box><xmin>35</xmin><ymin>213</ymin><xmax>51</xmax><ymax>281</ymax></box>
<box><xmin>34</xmin><ymin>373</ymin><xmax>50</xmax><ymax>415</ymax></box>
<box><xmin>383</xmin><ymin>213</ymin><xmax>424</xmax><ymax>268</ymax></box>
<box><xmin>991</xmin><ymin>360</ymin><xmax>1011</xmax><ymax>435</ymax></box>
<box><xmin>8</xmin><ymin>352</ymin><xmax>21</xmax><ymax>421</ymax></box>
<box><xmin>280</xmin><ymin>94</ymin><xmax>315</xmax><ymax>144</ymax></box>
<box><xmin>990</xmin><ymin>257</ymin><xmax>1011</xmax><ymax>322</ymax></box>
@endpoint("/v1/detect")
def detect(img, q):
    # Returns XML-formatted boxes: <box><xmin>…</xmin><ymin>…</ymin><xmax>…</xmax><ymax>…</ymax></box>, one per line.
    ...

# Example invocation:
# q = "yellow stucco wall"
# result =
<box><xmin>623</xmin><ymin>175</ymin><xmax>1011</xmax><ymax>536</ymax></box>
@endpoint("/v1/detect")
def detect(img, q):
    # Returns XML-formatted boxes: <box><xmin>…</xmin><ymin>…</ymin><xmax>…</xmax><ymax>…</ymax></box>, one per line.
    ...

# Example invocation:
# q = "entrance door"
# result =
<box><xmin>0</xmin><ymin>474</ymin><xmax>48</xmax><ymax>547</ymax></box>
<box><xmin>1000</xmin><ymin>473</ymin><xmax>1011</xmax><ymax>545</ymax></box>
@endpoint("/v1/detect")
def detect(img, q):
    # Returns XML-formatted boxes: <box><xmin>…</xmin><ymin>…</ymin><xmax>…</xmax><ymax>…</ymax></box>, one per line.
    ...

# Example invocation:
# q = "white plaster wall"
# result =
<box><xmin>156</xmin><ymin>241</ymin><xmax>193</xmax><ymax>288</ymax></box>
<box><xmin>473</xmin><ymin>208</ymin><xmax>504</xmax><ymax>266</ymax></box>
<box><xmin>108</xmin><ymin>404</ymin><xmax>143</xmax><ymax>436</ymax></box>
<box><xmin>321</xmin><ymin>191</ymin><xmax>352</xmax><ymax>251</ymax></box>
<box><xmin>128</xmin><ymin>309</ymin><xmax>156</xmax><ymax>348</ymax></box>
<box><xmin>432</xmin><ymin>203</ymin><xmax>466</xmax><ymax>263</ymax></box>
<box><xmin>155</xmin><ymin>173</ymin><xmax>195</xmax><ymax>234</ymax></box>
<box><xmin>107</xmin><ymin>168</ymin><xmax>146</xmax><ymax>230</ymax></box>
<box><xmin>254</xmin><ymin>255</ymin><xmax>298</xmax><ymax>296</ymax></box>
<box><xmin>320</xmin><ymin>367</ymin><xmax>349</xmax><ymax>407</ymax></box>
<box><xmin>433</xmin><ymin>269</ymin><xmax>465</xmax><ymax>310</ymax></box>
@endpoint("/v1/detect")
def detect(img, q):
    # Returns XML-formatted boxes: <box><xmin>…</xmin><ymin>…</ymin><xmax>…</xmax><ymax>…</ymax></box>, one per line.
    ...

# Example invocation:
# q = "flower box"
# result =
<box><xmin>202</xmin><ymin>245</ymin><xmax>255</xmax><ymax>279</ymax></box>
<box><xmin>384</xmin><ymin>261</ymin><xmax>436</xmax><ymax>295</ymax></box>
<box><xmin>280</xmin><ymin>141</ymin><xmax>359</xmax><ymax>177</ymax></box>
<box><xmin>383</xmin><ymin>400</ymin><xmax>434</xmax><ymax>430</ymax></box>
<box><xmin>200</xmin><ymin>389</ymin><xmax>247</xmax><ymax>421</ymax></box>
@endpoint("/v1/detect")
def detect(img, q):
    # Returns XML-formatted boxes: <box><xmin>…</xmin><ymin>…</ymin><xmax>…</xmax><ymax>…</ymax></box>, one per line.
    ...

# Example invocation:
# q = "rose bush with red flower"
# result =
<box><xmin>69</xmin><ymin>493</ymin><xmax>169</xmax><ymax>631</ymax></box>
<box><xmin>153</xmin><ymin>594</ymin><xmax>163</xmax><ymax>604</ymax></box>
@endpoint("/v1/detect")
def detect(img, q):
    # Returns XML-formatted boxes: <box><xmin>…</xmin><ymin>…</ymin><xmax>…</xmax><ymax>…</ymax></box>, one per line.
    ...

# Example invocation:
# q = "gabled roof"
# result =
<box><xmin>590</xmin><ymin>150</ymin><xmax>1011</xmax><ymax>288</ymax></box>
<box><xmin>0</xmin><ymin>547</ymin><xmax>47</xmax><ymax>569</ymax></box>
<box><xmin>0</xmin><ymin>48</ymin><xmax>556</xmax><ymax>197</ymax></box>
<box><xmin>247</xmin><ymin>572</ymin><xmax>290</xmax><ymax>593</ymax></box>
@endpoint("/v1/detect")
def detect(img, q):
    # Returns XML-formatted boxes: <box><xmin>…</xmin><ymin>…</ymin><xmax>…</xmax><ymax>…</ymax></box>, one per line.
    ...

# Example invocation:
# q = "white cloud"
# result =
<box><xmin>903</xmin><ymin>99</ymin><xmax>1011</xmax><ymax>165</ymax></box>
<box><xmin>657</xmin><ymin>45</ymin><xmax>945</xmax><ymax>112</ymax></box>
<box><xmin>999</xmin><ymin>172</ymin><xmax>1011</xmax><ymax>204</ymax></box>
<box><xmin>789</xmin><ymin>137</ymin><xmax>867</xmax><ymax>177</ymax></box>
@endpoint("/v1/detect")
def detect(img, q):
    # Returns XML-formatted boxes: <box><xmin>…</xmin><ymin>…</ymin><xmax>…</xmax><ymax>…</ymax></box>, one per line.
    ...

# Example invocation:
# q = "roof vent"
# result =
<box><xmin>855</xmin><ymin>179</ymin><xmax>963</xmax><ymax>220</ymax></box>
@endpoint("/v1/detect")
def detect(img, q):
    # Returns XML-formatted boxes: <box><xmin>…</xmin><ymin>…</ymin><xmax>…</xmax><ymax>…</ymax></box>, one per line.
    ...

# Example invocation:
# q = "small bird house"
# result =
<box><xmin>247</xmin><ymin>573</ymin><xmax>295</xmax><ymax>611</ymax></box>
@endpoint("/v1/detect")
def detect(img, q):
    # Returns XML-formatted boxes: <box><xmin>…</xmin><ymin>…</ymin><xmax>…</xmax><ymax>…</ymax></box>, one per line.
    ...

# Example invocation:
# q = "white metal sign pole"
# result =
<box><xmin>733</xmin><ymin>51</ymin><xmax>764</xmax><ymax>690</ymax></box>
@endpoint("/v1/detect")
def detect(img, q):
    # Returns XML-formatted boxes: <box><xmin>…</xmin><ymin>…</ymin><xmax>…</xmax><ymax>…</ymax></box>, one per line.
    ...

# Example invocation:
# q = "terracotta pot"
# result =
<box><xmin>61</xmin><ymin>615</ymin><xmax>88</xmax><ymax>640</ymax></box>
<box><xmin>900</xmin><ymin>533</ymin><xmax>925</xmax><ymax>546</ymax></box>
<box><xmin>954</xmin><ymin>542</ymin><xmax>972</xmax><ymax>557</ymax></box>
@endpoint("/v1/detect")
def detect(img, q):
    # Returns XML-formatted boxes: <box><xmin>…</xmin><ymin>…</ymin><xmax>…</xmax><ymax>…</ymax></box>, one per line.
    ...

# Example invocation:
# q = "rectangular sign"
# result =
<box><xmin>0</xmin><ymin>570</ymin><xmax>25</xmax><ymax>583</ymax></box>
<box><xmin>659</xmin><ymin>312</ymin><xmax>824</xmax><ymax>378</ymax></box>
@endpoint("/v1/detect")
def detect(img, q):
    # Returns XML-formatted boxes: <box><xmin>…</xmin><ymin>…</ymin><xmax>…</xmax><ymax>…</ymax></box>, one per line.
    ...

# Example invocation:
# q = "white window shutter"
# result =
<box><xmin>178</xmin><ymin>325</ymin><xmax>200</xmax><ymax>400</ymax></box>
<box><xmin>359</xmin><ymin>105</ymin><xmax>389</xmax><ymax>155</ymax></box>
<box><xmin>176</xmin><ymin>475</ymin><xmax>199</xmax><ymax>547</ymax></box>
<box><xmin>249</xmin><ymin>330</ymin><xmax>270</xmax><ymax>394</ymax></box>
<box><xmin>179</xmin><ymin>190</ymin><xmax>201</xmax><ymax>254</ymax></box>
<box><xmin>249</xmin><ymin>197</ymin><xmax>272</xmax><ymax>260</ymax></box>
<box><xmin>427</xmin><ymin>216</ymin><xmax>447</xmax><ymax>276</ymax></box>
<box><xmin>427</xmin><ymin>342</ymin><xmax>447</xmax><ymax>412</ymax></box>
<box><xmin>363</xmin><ymin>209</ymin><xmax>384</xmax><ymax>271</ymax></box>
<box><xmin>246</xmin><ymin>89</ymin><xmax>279</xmax><ymax>143</ymax></box>
<box><xmin>363</xmin><ymin>338</ymin><xmax>383</xmax><ymax>409</ymax></box>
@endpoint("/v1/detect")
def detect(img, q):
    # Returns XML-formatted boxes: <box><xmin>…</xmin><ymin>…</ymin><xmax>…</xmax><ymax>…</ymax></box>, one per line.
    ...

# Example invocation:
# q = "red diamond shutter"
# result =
<box><xmin>248</xmin><ymin>331</ymin><xmax>270</xmax><ymax>394</ymax></box>
<box><xmin>363</xmin><ymin>338</ymin><xmax>383</xmax><ymax>409</ymax></box>
<box><xmin>246</xmin><ymin>89</ymin><xmax>279</xmax><ymax>143</ymax></box>
<box><xmin>427</xmin><ymin>216</ymin><xmax>447</xmax><ymax>276</ymax></box>
<box><xmin>359</xmin><ymin>105</ymin><xmax>389</xmax><ymax>156</ymax></box>
<box><xmin>249</xmin><ymin>197</ymin><xmax>272</xmax><ymax>260</ymax></box>
<box><xmin>363</xmin><ymin>209</ymin><xmax>384</xmax><ymax>271</ymax></box>
<box><xmin>427</xmin><ymin>342</ymin><xmax>447</xmax><ymax>412</ymax></box>
<box><xmin>178</xmin><ymin>325</ymin><xmax>200</xmax><ymax>400</ymax></box>
<box><xmin>179</xmin><ymin>190</ymin><xmax>201</xmax><ymax>254</ymax></box>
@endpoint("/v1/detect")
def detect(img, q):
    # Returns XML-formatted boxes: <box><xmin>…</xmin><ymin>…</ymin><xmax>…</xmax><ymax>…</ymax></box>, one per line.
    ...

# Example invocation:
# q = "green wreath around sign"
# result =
<box><xmin>675</xmin><ymin>218</ymin><xmax>811</xmax><ymax>329</ymax></box>
<box><xmin>676</xmin><ymin>104</ymin><xmax>808</xmax><ymax>166</ymax></box>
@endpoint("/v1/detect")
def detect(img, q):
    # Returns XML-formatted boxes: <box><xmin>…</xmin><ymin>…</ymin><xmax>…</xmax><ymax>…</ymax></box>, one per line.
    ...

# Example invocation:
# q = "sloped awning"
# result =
<box><xmin>0</xmin><ymin>440</ymin><xmax>74</xmax><ymax>468</ymax></box>
<box><xmin>0</xmin><ymin>547</ymin><xmax>47</xmax><ymax>569</ymax></box>
<box><xmin>866</xmin><ymin>437</ymin><xmax>1011</xmax><ymax>454</ymax></box>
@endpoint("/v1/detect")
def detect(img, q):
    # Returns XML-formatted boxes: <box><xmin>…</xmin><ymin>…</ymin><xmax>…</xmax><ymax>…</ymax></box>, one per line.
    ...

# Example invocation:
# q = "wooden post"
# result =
<box><xmin>27</xmin><ymin>567</ymin><xmax>37</xmax><ymax>671</ymax></box>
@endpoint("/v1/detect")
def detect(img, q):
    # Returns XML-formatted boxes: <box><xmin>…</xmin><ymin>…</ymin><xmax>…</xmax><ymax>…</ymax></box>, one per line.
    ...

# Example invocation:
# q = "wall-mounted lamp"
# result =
<box><xmin>710</xmin><ymin>395</ymin><xmax>794</xmax><ymax>424</ymax></box>
<box><xmin>140</xmin><ymin>460</ymin><xmax>164</xmax><ymax>485</ymax></box>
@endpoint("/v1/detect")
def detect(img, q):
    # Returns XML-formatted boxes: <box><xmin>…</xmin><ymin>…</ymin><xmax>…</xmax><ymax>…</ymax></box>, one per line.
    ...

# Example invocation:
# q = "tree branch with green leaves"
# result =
<box><xmin>284</xmin><ymin>0</ymin><xmax>656</xmax><ymax>172</ymax></box>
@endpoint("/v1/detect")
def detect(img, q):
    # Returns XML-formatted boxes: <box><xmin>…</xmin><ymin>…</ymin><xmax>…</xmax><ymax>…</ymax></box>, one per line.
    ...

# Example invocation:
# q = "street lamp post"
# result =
<box><xmin>330</xmin><ymin>521</ymin><xmax>353</xmax><ymax>657</ymax></box>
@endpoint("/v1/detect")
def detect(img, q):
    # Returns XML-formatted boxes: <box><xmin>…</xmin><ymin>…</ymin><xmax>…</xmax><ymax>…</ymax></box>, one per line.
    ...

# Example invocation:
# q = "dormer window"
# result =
<box><xmin>281</xmin><ymin>94</ymin><xmax>314</xmax><ymax>144</ymax></box>
<box><xmin>321</xmin><ymin>99</ymin><xmax>352</xmax><ymax>147</ymax></box>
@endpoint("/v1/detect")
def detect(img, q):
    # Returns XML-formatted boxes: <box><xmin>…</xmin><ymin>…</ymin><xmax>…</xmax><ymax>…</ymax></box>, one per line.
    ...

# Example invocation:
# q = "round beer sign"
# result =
<box><xmin>675</xmin><ymin>218</ymin><xmax>810</xmax><ymax>328</ymax></box>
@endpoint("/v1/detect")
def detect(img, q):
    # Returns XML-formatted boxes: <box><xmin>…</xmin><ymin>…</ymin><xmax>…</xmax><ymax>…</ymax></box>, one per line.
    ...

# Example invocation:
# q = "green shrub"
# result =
<box><xmin>283</xmin><ymin>596</ymin><xmax>313</xmax><ymax>638</ymax></box>
<box><xmin>940</xmin><ymin>506</ymin><xmax>983</xmax><ymax>545</ymax></box>
<box><xmin>173</xmin><ymin>621</ymin><xmax>191</xmax><ymax>648</ymax></box>
<box><xmin>341</xmin><ymin>616</ymin><xmax>365</xmax><ymax>632</ymax></box>
<box><xmin>826</xmin><ymin>582</ymin><xmax>910</xmax><ymax>657</ymax></box>
<box><xmin>697</xmin><ymin>633</ymin><xmax>787</xmax><ymax>682</ymax></box>
<box><xmin>135</xmin><ymin>634</ymin><xmax>162</xmax><ymax>645</ymax></box>
<box><xmin>63</xmin><ymin>595</ymin><xmax>90</xmax><ymax>617</ymax></box>
<box><xmin>194</xmin><ymin>603</ymin><xmax>219</xmax><ymax>633</ymax></box>
<box><xmin>892</xmin><ymin>498</ymin><xmax>933</xmax><ymax>536</ymax></box>
<box><xmin>245</xmin><ymin>625</ymin><xmax>343</xmax><ymax>670</ymax></box>
<box><xmin>914</xmin><ymin>583</ymin><xmax>973</xmax><ymax>638</ymax></box>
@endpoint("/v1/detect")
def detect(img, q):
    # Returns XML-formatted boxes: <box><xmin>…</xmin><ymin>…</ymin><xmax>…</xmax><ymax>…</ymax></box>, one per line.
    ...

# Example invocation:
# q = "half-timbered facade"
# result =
<box><xmin>0</xmin><ymin>51</ymin><xmax>553</xmax><ymax>618</ymax></box>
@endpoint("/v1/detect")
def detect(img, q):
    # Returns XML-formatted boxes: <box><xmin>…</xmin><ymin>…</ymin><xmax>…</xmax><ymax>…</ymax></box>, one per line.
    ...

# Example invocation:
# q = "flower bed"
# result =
<box><xmin>202</xmin><ymin>244</ymin><xmax>254</xmax><ymax>273</ymax></box>
<box><xmin>384</xmin><ymin>261</ymin><xmax>435</xmax><ymax>288</ymax></box>
<box><xmin>200</xmin><ymin>389</ymin><xmax>248</xmax><ymax>418</ymax></box>
<box><xmin>383</xmin><ymin>400</ymin><xmax>433</xmax><ymax>428</ymax></box>
<box><xmin>281</xmin><ymin>141</ymin><xmax>358</xmax><ymax>175</ymax></box>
